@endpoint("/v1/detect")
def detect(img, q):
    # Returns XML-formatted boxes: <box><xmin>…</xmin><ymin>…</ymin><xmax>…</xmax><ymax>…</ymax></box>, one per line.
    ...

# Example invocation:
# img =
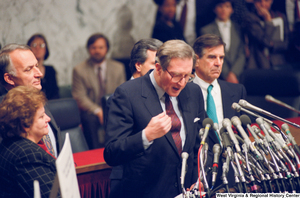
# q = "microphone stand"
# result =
<box><xmin>242</xmin><ymin>144</ymin><xmax>257</xmax><ymax>193</ymax></box>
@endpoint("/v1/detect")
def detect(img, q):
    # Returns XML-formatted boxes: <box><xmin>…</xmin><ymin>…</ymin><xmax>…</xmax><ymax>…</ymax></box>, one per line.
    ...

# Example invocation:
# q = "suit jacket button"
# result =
<box><xmin>174</xmin><ymin>182</ymin><xmax>178</xmax><ymax>187</ymax></box>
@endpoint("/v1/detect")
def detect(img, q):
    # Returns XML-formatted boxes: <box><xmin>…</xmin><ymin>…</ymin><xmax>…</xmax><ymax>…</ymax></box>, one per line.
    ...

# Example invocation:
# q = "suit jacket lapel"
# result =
<box><xmin>219</xmin><ymin>79</ymin><xmax>234</xmax><ymax>119</ymax></box>
<box><xmin>178</xmin><ymin>88</ymin><xmax>191</xmax><ymax>153</ymax></box>
<box><xmin>141</xmin><ymin>72</ymin><xmax>182</xmax><ymax>156</ymax></box>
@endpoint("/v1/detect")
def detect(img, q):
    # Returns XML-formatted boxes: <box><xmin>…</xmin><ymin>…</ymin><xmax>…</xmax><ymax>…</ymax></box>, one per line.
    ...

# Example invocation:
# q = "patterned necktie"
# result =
<box><xmin>98</xmin><ymin>66</ymin><xmax>106</xmax><ymax>103</ymax></box>
<box><xmin>179</xmin><ymin>0</ymin><xmax>188</xmax><ymax>31</ymax></box>
<box><xmin>165</xmin><ymin>94</ymin><xmax>182</xmax><ymax>154</ymax></box>
<box><xmin>42</xmin><ymin>134</ymin><xmax>55</xmax><ymax>157</ymax></box>
<box><xmin>207</xmin><ymin>85</ymin><xmax>221</xmax><ymax>143</ymax></box>
<box><xmin>207</xmin><ymin>85</ymin><xmax>218</xmax><ymax>124</ymax></box>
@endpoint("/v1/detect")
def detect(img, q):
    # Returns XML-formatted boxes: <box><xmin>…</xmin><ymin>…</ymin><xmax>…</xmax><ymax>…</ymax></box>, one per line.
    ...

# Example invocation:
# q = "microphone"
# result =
<box><xmin>180</xmin><ymin>152</ymin><xmax>189</xmax><ymax>192</ymax></box>
<box><xmin>263</xmin><ymin>122</ymin><xmax>294</xmax><ymax>158</ymax></box>
<box><xmin>213</xmin><ymin>123</ymin><xmax>223</xmax><ymax>148</ymax></box>
<box><xmin>232</xmin><ymin>102</ymin><xmax>273</xmax><ymax>125</ymax></box>
<box><xmin>240</xmin><ymin>114</ymin><xmax>268</xmax><ymax>155</ymax></box>
<box><xmin>212</xmin><ymin>144</ymin><xmax>221</xmax><ymax>187</ymax></box>
<box><xmin>222</xmin><ymin>118</ymin><xmax>241</xmax><ymax>153</ymax></box>
<box><xmin>239</xmin><ymin>99</ymin><xmax>300</xmax><ymax>129</ymax></box>
<box><xmin>265</xmin><ymin>95</ymin><xmax>300</xmax><ymax>114</ymax></box>
<box><xmin>231</xmin><ymin>116</ymin><xmax>263</xmax><ymax>161</ymax></box>
<box><xmin>281</xmin><ymin>123</ymin><xmax>300</xmax><ymax>156</ymax></box>
<box><xmin>201</xmin><ymin>118</ymin><xmax>214</xmax><ymax>145</ymax></box>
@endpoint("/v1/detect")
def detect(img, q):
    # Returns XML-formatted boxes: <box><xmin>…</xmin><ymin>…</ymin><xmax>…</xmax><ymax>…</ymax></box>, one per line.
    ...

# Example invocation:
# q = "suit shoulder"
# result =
<box><xmin>107</xmin><ymin>59</ymin><xmax>125</xmax><ymax>67</ymax></box>
<box><xmin>74</xmin><ymin>60</ymin><xmax>90</xmax><ymax>71</ymax></box>
<box><xmin>200</xmin><ymin>22</ymin><xmax>216</xmax><ymax>35</ymax></box>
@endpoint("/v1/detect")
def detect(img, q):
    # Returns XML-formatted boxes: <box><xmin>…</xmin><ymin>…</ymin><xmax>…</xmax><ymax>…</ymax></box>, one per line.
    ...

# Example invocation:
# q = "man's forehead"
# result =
<box><xmin>10</xmin><ymin>49</ymin><xmax>37</xmax><ymax>67</ymax></box>
<box><xmin>203</xmin><ymin>45</ymin><xmax>225</xmax><ymax>56</ymax></box>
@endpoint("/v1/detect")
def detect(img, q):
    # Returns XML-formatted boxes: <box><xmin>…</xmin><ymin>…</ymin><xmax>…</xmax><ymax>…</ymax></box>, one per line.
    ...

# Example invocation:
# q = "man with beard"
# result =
<box><xmin>72</xmin><ymin>33</ymin><xmax>126</xmax><ymax>149</ymax></box>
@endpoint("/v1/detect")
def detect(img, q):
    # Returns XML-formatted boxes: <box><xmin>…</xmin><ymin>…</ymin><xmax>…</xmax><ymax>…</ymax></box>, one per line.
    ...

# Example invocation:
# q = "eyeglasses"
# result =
<box><xmin>165</xmin><ymin>68</ymin><xmax>193</xmax><ymax>83</ymax></box>
<box><xmin>31</xmin><ymin>43</ymin><xmax>46</xmax><ymax>48</ymax></box>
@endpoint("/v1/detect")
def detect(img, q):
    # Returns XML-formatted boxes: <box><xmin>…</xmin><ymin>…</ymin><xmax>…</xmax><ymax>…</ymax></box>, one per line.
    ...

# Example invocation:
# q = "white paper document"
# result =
<box><xmin>55</xmin><ymin>133</ymin><xmax>81</xmax><ymax>198</ymax></box>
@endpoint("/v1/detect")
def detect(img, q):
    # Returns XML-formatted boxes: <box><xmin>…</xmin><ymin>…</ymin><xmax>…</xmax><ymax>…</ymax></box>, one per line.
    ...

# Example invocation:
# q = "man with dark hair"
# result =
<box><xmin>200</xmin><ymin>0</ymin><xmax>246</xmax><ymax>84</ymax></box>
<box><xmin>105</xmin><ymin>40</ymin><xmax>206</xmax><ymax>197</ymax></box>
<box><xmin>72</xmin><ymin>33</ymin><xmax>126</xmax><ymax>149</ymax></box>
<box><xmin>193</xmin><ymin>34</ymin><xmax>246</xmax><ymax>188</ymax></box>
<box><xmin>193</xmin><ymin>34</ymin><xmax>246</xmax><ymax>125</ymax></box>
<box><xmin>0</xmin><ymin>43</ymin><xmax>62</xmax><ymax>157</ymax></box>
<box><xmin>129</xmin><ymin>38</ymin><xmax>163</xmax><ymax>79</ymax></box>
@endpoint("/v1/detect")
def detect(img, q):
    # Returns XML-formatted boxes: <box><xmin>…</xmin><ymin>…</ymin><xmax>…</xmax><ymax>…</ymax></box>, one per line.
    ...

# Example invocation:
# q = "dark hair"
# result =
<box><xmin>0</xmin><ymin>44</ymin><xmax>32</xmax><ymax>88</ymax></box>
<box><xmin>86</xmin><ymin>33</ymin><xmax>110</xmax><ymax>51</ymax></box>
<box><xmin>0</xmin><ymin>86</ymin><xmax>46</xmax><ymax>139</ymax></box>
<box><xmin>153</xmin><ymin>0</ymin><xmax>180</xmax><ymax>6</ymax></box>
<box><xmin>213</xmin><ymin>0</ymin><xmax>234</xmax><ymax>8</ymax></box>
<box><xmin>27</xmin><ymin>33</ymin><xmax>50</xmax><ymax>60</ymax></box>
<box><xmin>193</xmin><ymin>34</ymin><xmax>226</xmax><ymax>58</ymax></box>
<box><xmin>129</xmin><ymin>38</ymin><xmax>163</xmax><ymax>75</ymax></box>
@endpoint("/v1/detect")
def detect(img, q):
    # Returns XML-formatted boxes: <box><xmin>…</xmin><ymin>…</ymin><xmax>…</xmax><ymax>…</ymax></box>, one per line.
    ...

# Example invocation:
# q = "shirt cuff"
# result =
<box><xmin>142</xmin><ymin>129</ymin><xmax>153</xmax><ymax>150</ymax></box>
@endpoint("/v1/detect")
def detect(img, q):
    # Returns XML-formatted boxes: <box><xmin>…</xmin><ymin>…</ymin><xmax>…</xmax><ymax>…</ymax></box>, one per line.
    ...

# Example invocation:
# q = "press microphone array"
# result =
<box><xmin>179</xmin><ymin>100</ymin><xmax>300</xmax><ymax>198</ymax></box>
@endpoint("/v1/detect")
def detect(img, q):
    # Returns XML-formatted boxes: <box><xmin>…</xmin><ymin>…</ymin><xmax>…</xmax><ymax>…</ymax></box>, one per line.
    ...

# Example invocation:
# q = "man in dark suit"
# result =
<box><xmin>193</xmin><ymin>34</ymin><xmax>247</xmax><ymax>188</ymax></box>
<box><xmin>0</xmin><ymin>44</ymin><xmax>62</xmax><ymax>156</ymax></box>
<box><xmin>200</xmin><ymin>0</ymin><xmax>246</xmax><ymax>84</ymax></box>
<box><xmin>104</xmin><ymin>40</ymin><xmax>206</xmax><ymax>198</ymax></box>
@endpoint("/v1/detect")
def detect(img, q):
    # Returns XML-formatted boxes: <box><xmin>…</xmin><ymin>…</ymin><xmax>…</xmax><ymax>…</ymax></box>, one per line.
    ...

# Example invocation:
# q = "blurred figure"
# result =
<box><xmin>27</xmin><ymin>34</ymin><xmax>59</xmax><ymax>100</ymax></box>
<box><xmin>0</xmin><ymin>86</ymin><xmax>59</xmax><ymax>198</ymax></box>
<box><xmin>152</xmin><ymin>0</ymin><xmax>185</xmax><ymax>42</ymax></box>
<box><xmin>245</xmin><ymin>0</ymin><xmax>289</xmax><ymax>69</ymax></box>
<box><xmin>72</xmin><ymin>33</ymin><xmax>126</xmax><ymax>149</ymax></box>
<box><xmin>200</xmin><ymin>0</ymin><xmax>246</xmax><ymax>84</ymax></box>
<box><xmin>129</xmin><ymin>38</ymin><xmax>163</xmax><ymax>79</ymax></box>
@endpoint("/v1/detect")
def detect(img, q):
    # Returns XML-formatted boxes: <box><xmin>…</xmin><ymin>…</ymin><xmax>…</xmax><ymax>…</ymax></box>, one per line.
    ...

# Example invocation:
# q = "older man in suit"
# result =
<box><xmin>72</xmin><ymin>33</ymin><xmax>126</xmax><ymax>149</ymax></box>
<box><xmin>0</xmin><ymin>44</ymin><xmax>62</xmax><ymax>157</ymax></box>
<box><xmin>200</xmin><ymin>0</ymin><xmax>246</xmax><ymax>84</ymax></box>
<box><xmin>104</xmin><ymin>40</ymin><xmax>206</xmax><ymax>198</ymax></box>
<box><xmin>193</xmin><ymin>34</ymin><xmax>246</xmax><ymax>188</ymax></box>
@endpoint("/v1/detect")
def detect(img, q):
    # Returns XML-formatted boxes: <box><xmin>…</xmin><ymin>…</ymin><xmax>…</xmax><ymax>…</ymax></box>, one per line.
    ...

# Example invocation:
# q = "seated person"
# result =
<box><xmin>152</xmin><ymin>0</ymin><xmax>185</xmax><ymax>42</ymax></box>
<box><xmin>0</xmin><ymin>86</ymin><xmax>59</xmax><ymax>198</ymax></box>
<box><xmin>244</xmin><ymin>0</ymin><xmax>289</xmax><ymax>69</ymax></box>
<box><xmin>27</xmin><ymin>33</ymin><xmax>59</xmax><ymax>100</ymax></box>
<box><xmin>200</xmin><ymin>0</ymin><xmax>246</xmax><ymax>84</ymax></box>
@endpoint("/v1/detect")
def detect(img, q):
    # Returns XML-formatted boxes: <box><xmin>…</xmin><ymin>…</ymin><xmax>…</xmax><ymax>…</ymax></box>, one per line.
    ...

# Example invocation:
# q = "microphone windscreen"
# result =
<box><xmin>202</xmin><ymin>117</ymin><xmax>214</xmax><ymax>127</ymax></box>
<box><xmin>240</xmin><ymin>114</ymin><xmax>252</xmax><ymax>127</ymax></box>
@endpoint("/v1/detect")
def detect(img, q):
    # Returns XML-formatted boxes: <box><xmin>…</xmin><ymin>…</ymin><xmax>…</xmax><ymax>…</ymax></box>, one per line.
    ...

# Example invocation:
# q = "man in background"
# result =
<box><xmin>0</xmin><ymin>44</ymin><xmax>62</xmax><ymax>157</ymax></box>
<box><xmin>193</xmin><ymin>34</ymin><xmax>246</xmax><ymax>187</ymax></box>
<box><xmin>72</xmin><ymin>33</ymin><xmax>126</xmax><ymax>149</ymax></box>
<box><xmin>200</xmin><ymin>0</ymin><xmax>246</xmax><ymax>84</ymax></box>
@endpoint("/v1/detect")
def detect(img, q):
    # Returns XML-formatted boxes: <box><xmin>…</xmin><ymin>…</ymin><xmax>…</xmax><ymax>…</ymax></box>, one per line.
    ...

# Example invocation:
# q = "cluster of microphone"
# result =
<box><xmin>180</xmin><ymin>99</ymin><xmax>300</xmax><ymax>198</ymax></box>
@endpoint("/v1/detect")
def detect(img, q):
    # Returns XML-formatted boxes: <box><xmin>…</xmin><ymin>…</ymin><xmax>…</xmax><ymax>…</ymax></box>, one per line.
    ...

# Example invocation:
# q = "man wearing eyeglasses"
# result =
<box><xmin>104</xmin><ymin>40</ymin><xmax>206</xmax><ymax>198</ymax></box>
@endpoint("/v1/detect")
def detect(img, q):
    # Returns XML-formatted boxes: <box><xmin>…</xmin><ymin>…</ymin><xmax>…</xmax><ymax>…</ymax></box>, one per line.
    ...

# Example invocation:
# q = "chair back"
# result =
<box><xmin>240</xmin><ymin>69</ymin><xmax>300</xmax><ymax>119</ymax></box>
<box><xmin>46</xmin><ymin>98</ymin><xmax>89</xmax><ymax>153</ymax></box>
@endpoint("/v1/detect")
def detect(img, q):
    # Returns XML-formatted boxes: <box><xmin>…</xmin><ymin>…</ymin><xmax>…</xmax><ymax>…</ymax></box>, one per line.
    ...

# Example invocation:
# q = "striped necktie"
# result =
<box><xmin>165</xmin><ymin>93</ymin><xmax>182</xmax><ymax>154</ymax></box>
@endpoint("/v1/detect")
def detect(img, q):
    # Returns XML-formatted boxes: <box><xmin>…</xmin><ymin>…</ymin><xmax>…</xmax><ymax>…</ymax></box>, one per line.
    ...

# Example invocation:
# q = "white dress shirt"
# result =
<box><xmin>193</xmin><ymin>73</ymin><xmax>224</xmax><ymax>129</ymax></box>
<box><xmin>142</xmin><ymin>71</ymin><xmax>186</xmax><ymax>149</ymax></box>
<box><xmin>216</xmin><ymin>19</ymin><xmax>231</xmax><ymax>52</ymax></box>
<box><xmin>176</xmin><ymin>0</ymin><xmax>196</xmax><ymax>45</ymax></box>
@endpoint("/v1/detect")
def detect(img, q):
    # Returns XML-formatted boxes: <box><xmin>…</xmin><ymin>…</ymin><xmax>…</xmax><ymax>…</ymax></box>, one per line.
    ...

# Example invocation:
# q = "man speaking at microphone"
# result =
<box><xmin>104</xmin><ymin>40</ymin><xmax>206</xmax><ymax>198</ymax></box>
<box><xmin>192</xmin><ymin>34</ymin><xmax>247</xmax><ymax>188</ymax></box>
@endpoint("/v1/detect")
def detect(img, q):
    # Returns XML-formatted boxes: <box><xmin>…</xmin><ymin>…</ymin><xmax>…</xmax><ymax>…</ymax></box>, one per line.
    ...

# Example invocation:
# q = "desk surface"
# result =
<box><xmin>73</xmin><ymin>148</ymin><xmax>111</xmax><ymax>174</ymax></box>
